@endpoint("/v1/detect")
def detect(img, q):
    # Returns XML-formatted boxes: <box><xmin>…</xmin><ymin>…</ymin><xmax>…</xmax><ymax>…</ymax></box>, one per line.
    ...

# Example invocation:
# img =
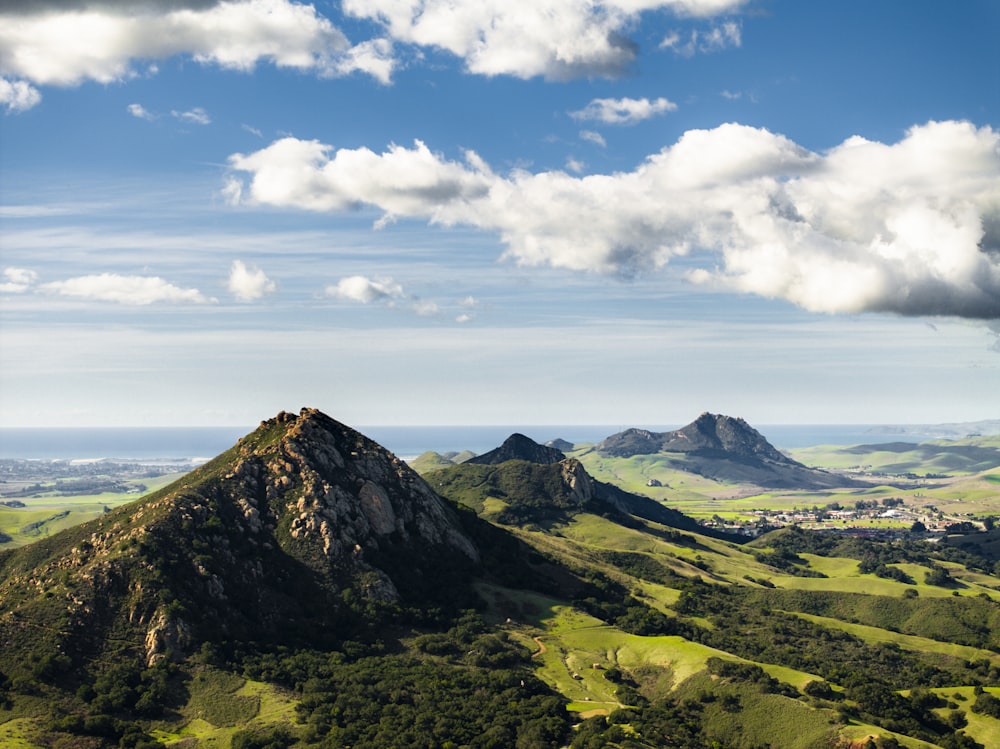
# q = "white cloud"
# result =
<box><xmin>580</xmin><ymin>130</ymin><xmax>607</xmax><ymax>148</ymax></box>
<box><xmin>228</xmin><ymin>137</ymin><xmax>493</xmax><ymax>219</ymax></box>
<box><xmin>326</xmin><ymin>275</ymin><xmax>405</xmax><ymax>304</ymax></box>
<box><xmin>172</xmin><ymin>106</ymin><xmax>211</xmax><ymax>125</ymax></box>
<box><xmin>227</xmin><ymin>260</ymin><xmax>276</xmax><ymax>301</ymax></box>
<box><xmin>330</xmin><ymin>37</ymin><xmax>395</xmax><ymax>85</ymax></box>
<box><xmin>570</xmin><ymin>96</ymin><xmax>677</xmax><ymax>125</ymax></box>
<box><xmin>228</xmin><ymin>120</ymin><xmax>1000</xmax><ymax>320</ymax></box>
<box><xmin>0</xmin><ymin>266</ymin><xmax>38</xmax><ymax>293</ymax></box>
<box><xmin>0</xmin><ymin>0</ymin><xmax>381</xmax><ymax>86</ymax></box>
<box><xmin>565</xmin><ymin>157</ymin><xmax>586</xmax><ymax>174</ymax></box>
<box><xmin>127</xmin><ymin>102</ymin><xmax>156</xmax><ymax>120</ymax></box>
<box><xmin>342</xmin><ymin>0</ymin><xmax>745</xmax><ymax>80</ymax></box>
<box><xmin>0</xmin><ymin>76</ymin><xmax>40</xmax><ymax>112</ymax></box>
<box><xmin>660</xmin><ymin>20</ymin><xmax>741</xmax><ymax>56</ymax></box>
<box><xmin>40</xmin><ymin>273</ymin><xmax>216</xmax><ymax>305</ymax></box>
<box><xmin>1</xmin><ymin>0</ymin><xmax>748</xmax><ymax>96</ymax></box>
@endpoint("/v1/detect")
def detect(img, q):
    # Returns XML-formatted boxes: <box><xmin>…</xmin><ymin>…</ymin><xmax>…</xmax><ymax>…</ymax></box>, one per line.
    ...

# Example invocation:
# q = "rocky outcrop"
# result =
<box><xmin>236</xmin><ymin>408</ymin><xmax>480</xmax><ymax>566</ymax></box>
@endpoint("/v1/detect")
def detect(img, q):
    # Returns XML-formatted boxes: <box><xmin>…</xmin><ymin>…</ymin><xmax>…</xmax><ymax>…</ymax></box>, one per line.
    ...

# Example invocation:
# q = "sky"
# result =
<box><xmin>0</xmin><ymin>0</ymin><xmax>998</xmax><ymax>429</ymax></box>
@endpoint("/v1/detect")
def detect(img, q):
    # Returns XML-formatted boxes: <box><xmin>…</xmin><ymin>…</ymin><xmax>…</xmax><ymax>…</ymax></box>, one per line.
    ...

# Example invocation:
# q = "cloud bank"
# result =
<box><xmin>229</xmin><ymin>120</ymin><xmax>1000</xmax><ymax>320</ymax></box>
<box><xmin>343</xmin><ymin>0</ymin><xmax>745</xmax><ymax>80</ymax></box>
<box><xmin>0</xmin><ymin>0</ymin><xmax>744</xmax><ymax>106</ymax></box>
<box><xmin>0</xmin><ymin>0</ymin><xmax>394</xmax><ymax>91</ymax></box>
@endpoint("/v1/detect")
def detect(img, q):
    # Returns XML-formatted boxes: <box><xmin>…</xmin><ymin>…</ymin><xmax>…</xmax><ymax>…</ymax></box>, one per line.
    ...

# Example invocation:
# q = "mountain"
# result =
<box><xmin>598</xmin><ymin>412</ymin><xmax>790</xmax><ymax>461</ymax></box>
<box><xmin>465</xmin><ymin>432</ymin><xmax>566</xmax><ymax>465</ymax></box>
<box><xmin>597</xmin><ymin>412</ymin><xmax>859</xmax><ymax>489</ymax></box>
<box><xmin>0</xmin><ymin>409</ymin><xmax>484</xmax><ymax>672</ymax></box>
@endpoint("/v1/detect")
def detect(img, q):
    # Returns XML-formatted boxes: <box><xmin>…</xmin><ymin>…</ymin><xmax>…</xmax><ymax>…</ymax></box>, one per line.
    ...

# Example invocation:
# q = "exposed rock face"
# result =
<box><xmin>466</xmin><ymin>433</ymin><xmax>566</xmax><ymax>465</ymax></box>
<box><xmin>245</xmin><ymin>408</ymin><xmax>480</xmax><ymax>565</ymax></box>
<box><xmin>145</xmin><ymin>609</ymin><xmax>192</xmax><ymax>666</ymax></box>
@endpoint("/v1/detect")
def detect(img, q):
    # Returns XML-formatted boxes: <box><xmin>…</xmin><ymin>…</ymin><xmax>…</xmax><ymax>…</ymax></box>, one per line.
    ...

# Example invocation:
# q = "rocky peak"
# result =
<box><xmin>465</xmin><ymin>433</ymin><xmax>566</xmax><ymax>465</ymax></box>
<box><xmin>662</xmin><ymin>412</ymin><xmax>790</xmax><ymax>463</ymax></box>
<box><xmin>238</xmin><ymin>407</ymin><xmax>479</xmax><ymax>565</ymax></box>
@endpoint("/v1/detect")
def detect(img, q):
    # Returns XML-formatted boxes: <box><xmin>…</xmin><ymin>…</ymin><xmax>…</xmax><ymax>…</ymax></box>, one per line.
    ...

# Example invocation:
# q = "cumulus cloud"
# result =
<box><xmin>661</xmin><ymin>20</ymin><xmax>741</xmax><ymax>56</ymax></box>
<box><xmin>0</xmin><ymin>0</ymin><xmax>382</xmax><ymax>88</ymax></box>
<box><xmin>342</xmin><ymin>0</ymin><xmax>745</xmax><ymax>80</ymax></box>
<box><xmin>228</xmin><ymin>121</ymin><xmax>1000</xmax><ymax>320</ymax></box>
<box><xmin>0</xmin><ymin>267</ymin><xmax>38</xmax><ymax>293</ymax></box>
<box><xmin>0</xmin><ymin>77</ymin><xmax>40</xmax><ymax>112</ymax></box>
<box><xmin>570</xmin><ymin>96</ymin><xmax>677</xmax><ymax>125</ymax></box>
<box><xmin>227</xmin><ymin>260</ymin><xmax>276</xmax><ymax>301</ymax></box>
<box><xmin>40</xmin><ymin>273</ymin><xmax>216</xmax><ymax>305</ymax></box>
<box><xmin>325</xmin><ymin>274</ymin><xmax>452</xmax><ymax>317</ymax></box>
<box><xmin>228</xmin><ymin>138</ymin><xmax>494</xmax><ymax>219</ymax></box>
<box><xmin>326</xmin><ymin>275</ymin><xmax>405</xmax><ymax>304</ymax></box>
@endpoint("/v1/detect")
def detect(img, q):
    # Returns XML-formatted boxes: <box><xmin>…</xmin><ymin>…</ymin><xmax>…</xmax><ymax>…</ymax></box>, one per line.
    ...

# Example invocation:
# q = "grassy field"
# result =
<box><xmin>0</xmin><ymin>472</ymin><xmax>186</xmax><ymax>548</ymax></box>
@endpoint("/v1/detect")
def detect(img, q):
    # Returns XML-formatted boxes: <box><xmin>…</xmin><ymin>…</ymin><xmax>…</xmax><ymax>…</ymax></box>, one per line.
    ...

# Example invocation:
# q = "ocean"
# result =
<box><xmin>0</xmin><ymin>424</ymin><xmax>949</xmax><ymax>462</ymax></box>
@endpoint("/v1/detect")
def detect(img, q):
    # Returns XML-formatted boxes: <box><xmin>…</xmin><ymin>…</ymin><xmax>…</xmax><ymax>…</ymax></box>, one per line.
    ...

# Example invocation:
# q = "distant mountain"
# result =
<box><xmin>427</xmin><ymin>432</ymin><xmax>727</xmax><ymax>538</ymax></box>
<box><xmin>597</xmin><ymin>413</ymin><xmax>858</xmax><ymax>489</ymax></box>
<box><xmin>599</xmin><ymin>413</ymin><xmax>789</xmax><ymax>461</ymax></box>
<box><xmin>545</xmin><ymin>438</ymin><xmax>575</xmax><ymax>452</ymax></box>
<box><xmin>465</xmin><ymin>432</ymin><xmax>566</xmax><ymax>465</ymax></box>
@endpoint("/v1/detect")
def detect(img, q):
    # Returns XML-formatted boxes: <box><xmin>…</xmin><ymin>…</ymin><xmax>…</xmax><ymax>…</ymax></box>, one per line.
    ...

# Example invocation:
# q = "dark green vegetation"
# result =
<box><xmin>2</xmin><ymin>409</ymin><xmax>1000</xmax><ymax>748</ymax></box>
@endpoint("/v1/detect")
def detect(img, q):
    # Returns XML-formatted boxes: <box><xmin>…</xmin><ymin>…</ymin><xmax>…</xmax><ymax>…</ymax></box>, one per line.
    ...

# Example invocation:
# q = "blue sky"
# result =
<box><xmin>1</xmin><ymin>0</ymin><xmax>998</xmax><ymax>428</ymax></box>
